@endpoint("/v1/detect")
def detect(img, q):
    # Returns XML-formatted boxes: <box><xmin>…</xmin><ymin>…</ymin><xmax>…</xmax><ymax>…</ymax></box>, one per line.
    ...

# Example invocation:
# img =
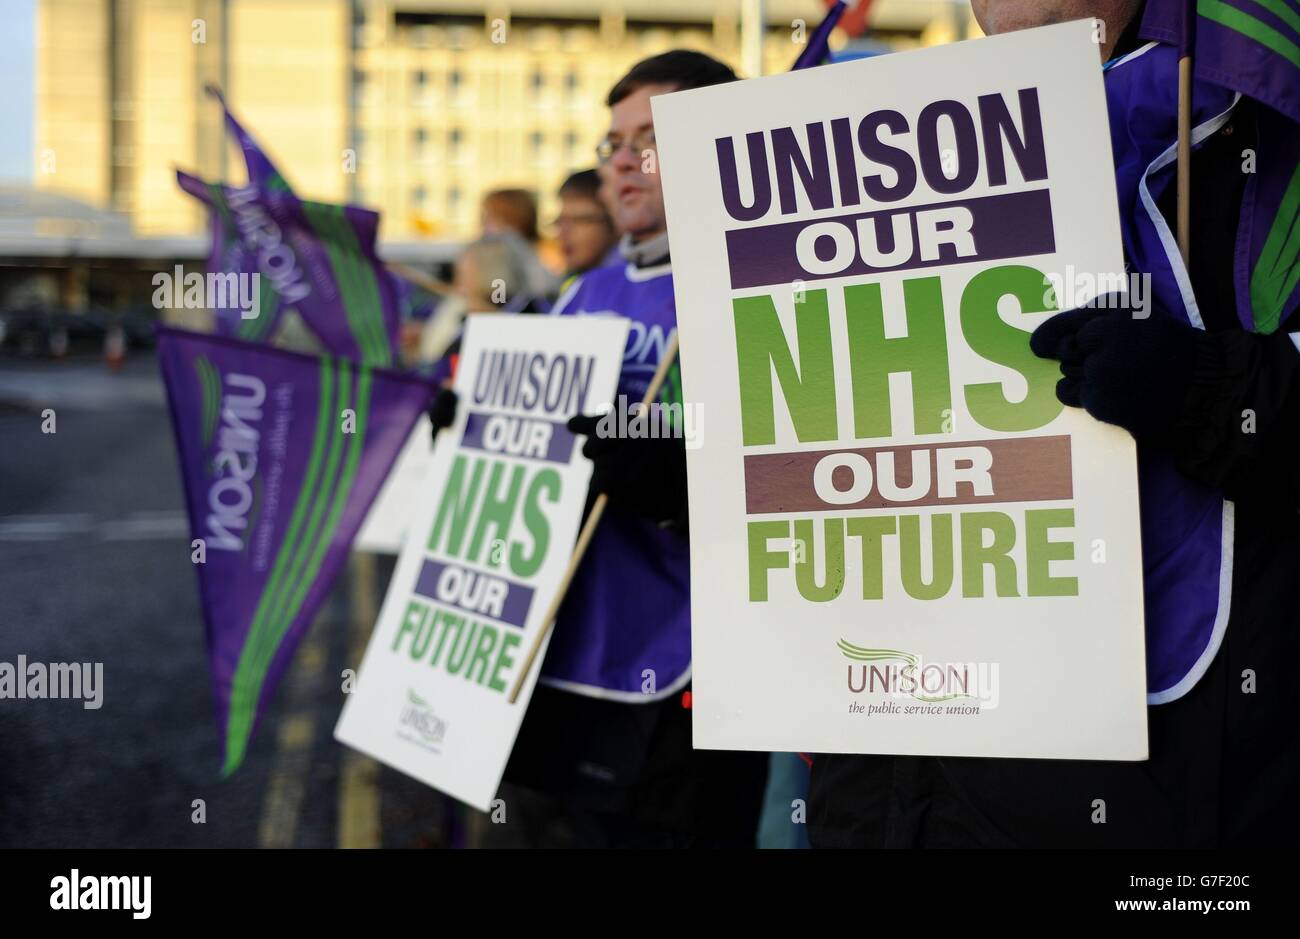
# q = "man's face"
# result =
<box><xmin>971</xmin><ymin>0</ymin><xmax>1088</xmax><ymax>35</ymax></box>
<box><xmin>601</xmin><ymin>82</ymin><xmax>675</xmax><ymax>241</ymax></box>
<box><xmin>971</xmin><ymin>0</ymin><xmax>1139</xmax><ymax>58</ymax></box>
<box><xmin>556</xmin><ymin>193</ymin><xmax>616</xmax><ymax>274</ymax></box>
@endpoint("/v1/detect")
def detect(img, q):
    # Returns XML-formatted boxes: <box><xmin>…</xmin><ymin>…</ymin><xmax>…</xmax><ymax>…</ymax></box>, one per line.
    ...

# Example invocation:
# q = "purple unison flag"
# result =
<box><xmin>1142</xmin><ymin>0</ymin><xmax>1300</xmax><ymax>124</ymax></box>
<box><xmin>205</xmin><ymin>84</ymin><xmax>290</xmax><ymax>192</ymax></box>
<box><xmin>178</xmin><ymin>87</ymin><xmax>403</xmax><ymax>365</ymax></box>
<box><xmin>792</xmin><ymin>1</ymin><xmax>848</xmax><ymax>70</ymax></box>
<box><xmin>1142</xmin><ymin>0</ymin><xmax>1196</xmax><ymax>56</ymax></box>
<box><xmin>176</xmin><ymin>170</ymin><xmax>294</xmax><ymax>343</ymax></box>
<box><xmin>157</xmin><ymin>326</ymin><xmax>434</xmax><ymax>774</ymax></box>
<box><xmin>177</xmin><ymin>170</ymin><xmax>403</xmax><ymax>367</ymax></box>
<box><xmin>1139</xmin><ymin>0</ymin><xmax>1300</xmax><ymax>332</ymax></box>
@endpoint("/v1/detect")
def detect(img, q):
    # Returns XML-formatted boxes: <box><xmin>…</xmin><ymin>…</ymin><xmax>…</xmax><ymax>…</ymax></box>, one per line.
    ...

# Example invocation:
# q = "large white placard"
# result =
<box><xmin>336</xmin><ymin>314</ymin><xmax>629</xmax><ymax>809</ymax></box>
<box><xmin>653</xmin><ymin>21</ymin><xmax>1148</xmax><ymax>759</ymax></box>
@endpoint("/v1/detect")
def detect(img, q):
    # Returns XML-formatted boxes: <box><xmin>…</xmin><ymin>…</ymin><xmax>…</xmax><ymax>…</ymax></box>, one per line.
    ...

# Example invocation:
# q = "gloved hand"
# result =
<box><xmin>1029</xmin><ymin>294</ymin><xmax>1204</xmax><ymax>445</ymax></box>
<box><xmin>428</xmin><ymin>387</ymin><xmax>458</xmax><ymax>439</ymax></box>
<box><xmin>567</xmin><ymin>411</ymin><xmax>688</xmax><ymax>527</ymax></box>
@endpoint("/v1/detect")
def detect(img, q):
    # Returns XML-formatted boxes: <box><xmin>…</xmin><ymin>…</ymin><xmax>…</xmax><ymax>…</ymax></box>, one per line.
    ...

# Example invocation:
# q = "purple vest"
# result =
<box><xmin>1105</xmin><ymin>40</ymin><xmax>1300</xmax><ymax>701</ymax></box>
<box><xmin>541</xmin><ymin>260</ymin><xmax>692</xmax><ymax>700</ymax></box>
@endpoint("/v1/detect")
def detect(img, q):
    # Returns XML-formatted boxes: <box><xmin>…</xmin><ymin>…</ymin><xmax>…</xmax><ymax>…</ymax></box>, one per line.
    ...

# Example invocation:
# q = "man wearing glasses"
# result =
<box><xmin>500</xmin><ymin>50</ymin><xmax>771</xmax><ymax>847</ymax></box>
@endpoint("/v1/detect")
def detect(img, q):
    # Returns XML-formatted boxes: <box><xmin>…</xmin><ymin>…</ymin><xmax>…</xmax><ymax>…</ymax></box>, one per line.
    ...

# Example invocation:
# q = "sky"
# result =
<box><xmin>0</xmin><ymin>0</ymin><xmax>36</xmax><ymax>182</ymax></box>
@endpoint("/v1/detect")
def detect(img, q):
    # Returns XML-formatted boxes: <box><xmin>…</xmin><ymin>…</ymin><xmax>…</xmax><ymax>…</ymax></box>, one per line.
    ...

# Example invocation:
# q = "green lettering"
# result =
<box><xmin>444</xmin><ymin>618</ymin><xmax>477</xmax><ymax>675</ymax></box>
<box><xmin>464</xmin><ymin>622</ymin><xmax>498</xmax><ymax>685</ymax></box>
<box><xmin>960</xmin><ymin>511</ymin><xmax>1020</xmax><ymax>598</ymax></box>
<box><xmin>900</xmin><ymin>514</ymin><xmax>954</xmax><ymax>600</ymax></box>
<box><xmin>467</xmin><ymin>460</ymin><xmax>525</xmax><ymax>567</ymax></box>
<box><xmin>846</xmin><ymin>515</ymin><xmax>897</xmax><ymax>599</ymax></box>
<box><xmin>510</xmin><ymin>468</ymin><xmax>559</xmax><ymax>578</ymax></box>
<box><xmin>428</xmin><ymin>608</ymin><xmax>461</xmax><ymax>668</ymax></box>
<box><xmin>960</xmin><ymin>265</ymin><xmax>1063</xmax><ymax>432</ymax></box>
<box><xmin>793</xmin><ymin>518</ymin><xmax>845</xmax><ymax>602</ymax></box>
<box><xmin>748</xmin><ymin>520</ymin><xmax>791</xmax><ymax>601</ymax></box>
<box><xmin>844</xmin><ymin>278</ymin><xmax>952</xmax><ymax>438</ymax></box>
<box><xmin>489</xmin><ymin>632</ymin><xmax>521</xmax><ymax>693</ymax></box>
<box><xmin>1026</xmin><ymin>507</ymin><xmax>1078</xmax><ymax>596</ymax></box>
<box><xmin>392</xmin><ymin>598</ymin><xmax>428</xmax><ymax>653</ymax></box>
<box><xmin>427</xmin><ymin>454</ymin><xmax>484</xmax><ymax>559</ymax></box>
<box><xmin>733</xmin><ymin>290</ymin><xmax>838</xmax><ymax>446</ymax></box>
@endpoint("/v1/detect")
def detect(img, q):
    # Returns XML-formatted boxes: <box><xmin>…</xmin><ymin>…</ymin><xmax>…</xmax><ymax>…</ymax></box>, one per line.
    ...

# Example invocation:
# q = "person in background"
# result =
<box><xmin>431</xmin><ymin>50</ymin><xmax>770</xmax><ymax>847</ymax></box>
<box><xmin>418</xmin><ymin>234</ymin><xmax>545</xmax><ymax>383</ymax></box>
<box><xmin>450</xmin><ymin>235</ymin><xmax>536</xmax><ymax>313</ymax></box>
<box><xmin>480</xmin><ymin>188</ymin><xmax>560</xmax><ymax>301</ymax></box>
<box><xmin>480</xmin><ymin>187</ymin><xmax>541</xmax><ymax>243</ymax></box>
<box><xmin>511</xmin><ymin>50</ymin><xmax>769</xmax><ymax>848</ymax></box>
<box><xmin>554</xmin><ymin>169</ymin><xmax>620</xmax><ymax>281</ymax></box>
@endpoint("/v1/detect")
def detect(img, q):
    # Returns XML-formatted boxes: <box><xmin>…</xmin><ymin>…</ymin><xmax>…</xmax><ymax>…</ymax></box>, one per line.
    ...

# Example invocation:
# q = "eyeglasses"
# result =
<box><xmin>596</xmin><ymin>127</ymin><xmax>656</xmax><ymax>164</ymax></box>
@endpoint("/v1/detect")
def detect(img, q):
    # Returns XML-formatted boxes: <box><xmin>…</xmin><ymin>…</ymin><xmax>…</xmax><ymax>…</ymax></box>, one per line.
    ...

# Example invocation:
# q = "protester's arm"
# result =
<box><xmin>567</xmin><ymin>412</ymin><xmax>689</xmax><ymax>533</ymax></box>
<box><xmin>1030</xmin><ymin>298</ymin><xmax>1300</xmax><ymax>507</ymax></box>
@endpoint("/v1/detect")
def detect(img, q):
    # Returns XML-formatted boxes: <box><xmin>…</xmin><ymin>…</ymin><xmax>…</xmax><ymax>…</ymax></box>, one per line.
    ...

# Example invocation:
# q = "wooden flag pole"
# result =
<box><xmin>1176</xmin><ymin>53</ymin><xmax>1193</xmax><ymax>265</ymax></box>
<box><xmin>507</xmin><ymin>332</ymin><xmax>682</xmax><ymax>704</ymax></box>
<box><xmin>387</xmin><ymin>262</ymin><xmax>453</xmax><ymax>297</ymax></box>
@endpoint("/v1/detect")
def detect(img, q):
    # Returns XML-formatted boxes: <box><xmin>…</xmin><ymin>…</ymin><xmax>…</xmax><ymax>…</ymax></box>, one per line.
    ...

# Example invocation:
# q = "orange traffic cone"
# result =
<box><xmin>105</xmin><ymin>325</ymin><xmax>127</xmax><ymax>371</ymax></box>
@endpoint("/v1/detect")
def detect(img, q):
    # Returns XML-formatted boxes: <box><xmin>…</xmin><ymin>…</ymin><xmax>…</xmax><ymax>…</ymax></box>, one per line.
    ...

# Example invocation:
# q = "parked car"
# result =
<box><xmin>0</xmin><ymin>307</ymin><xmax>158</xmax><ymax>358</ymax></box>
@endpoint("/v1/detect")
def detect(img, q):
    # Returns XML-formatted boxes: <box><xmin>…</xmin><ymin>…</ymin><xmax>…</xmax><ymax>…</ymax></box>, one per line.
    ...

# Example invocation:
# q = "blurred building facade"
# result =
<box><xmin>35</xmin><ymin>0</ymin><xmax>967</xmax><ymax>242</ymax></box>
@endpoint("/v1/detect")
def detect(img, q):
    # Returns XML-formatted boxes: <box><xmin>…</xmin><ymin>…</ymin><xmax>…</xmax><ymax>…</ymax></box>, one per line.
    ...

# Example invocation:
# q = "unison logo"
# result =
<box><xmin>196</xmin><ymin>360</ymin><xmax>267</xmax><ymax>552</ymax></box>
<box><xmin>50</xmin><ymin>869</ymin><xmax>151</xmax><ymax>919</ymax></box>
<box><xmin>398</xmin><ymin>688</ymin><xmax>447</xmax><ymax>751</ymax></box>
<box><xmin>839</xmin><ymin>640</ymin><xmax>999</xmax><ymax>709</ymax></box>
<box><xmin>226</xmin><ymin>182</ymin><xmax>311</xmax><ymax>308</ymax></box>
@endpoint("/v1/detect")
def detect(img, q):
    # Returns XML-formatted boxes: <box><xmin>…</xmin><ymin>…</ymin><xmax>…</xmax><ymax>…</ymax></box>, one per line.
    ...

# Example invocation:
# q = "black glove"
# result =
<box><xmin>567</xmin><ymin>411</ymin><xmax>688</xmax><ymax>528</ymax></box>
<box><xmin>1029</xmin><ymin>294</ymin><xmax>1204</xmax><ymax>445</ymax></box>
<box><xmin>428</xmin><ymin>387</ymin><xmax>458</xmax><ymax>439</ymax></box>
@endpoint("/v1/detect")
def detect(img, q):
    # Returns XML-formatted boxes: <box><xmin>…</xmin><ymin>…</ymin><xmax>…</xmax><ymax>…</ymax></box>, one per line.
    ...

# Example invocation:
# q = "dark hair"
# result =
<box><xmin>559</xmin><ymin>168</ymin><xmax>602</xmax><ymax>201</ymax></box>
<box><xmin>606</xmin><ymin>50</ymin><xmax>737</xmax><ymax>106</ymax></box>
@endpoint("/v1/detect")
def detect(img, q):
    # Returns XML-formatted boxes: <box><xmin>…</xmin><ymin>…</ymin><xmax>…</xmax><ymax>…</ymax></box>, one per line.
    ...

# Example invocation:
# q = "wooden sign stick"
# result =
<box><xmin>387</xmin><ymin>262</ymin><xmax>454</xmax><ymax>296</ymax></box>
